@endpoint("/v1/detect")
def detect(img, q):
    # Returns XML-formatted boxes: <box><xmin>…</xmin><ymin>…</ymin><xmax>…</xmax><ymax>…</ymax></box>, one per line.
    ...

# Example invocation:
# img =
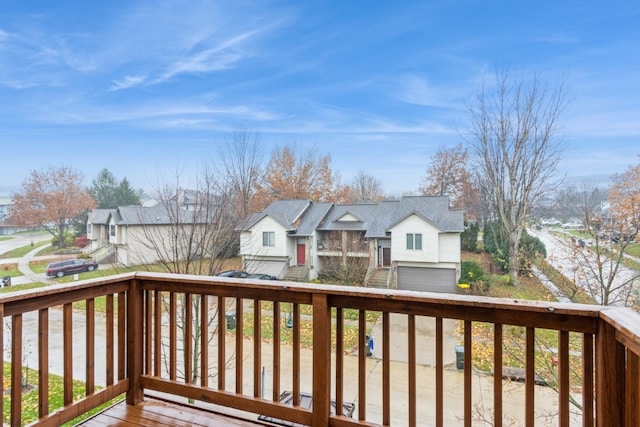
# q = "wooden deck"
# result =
<box><xmin>3</xmin><ymin>272</ymin><xmax>640</xmax><ymax>426</ymax></box>
<box><xmin>78</xmin><ymin>397</ymin><xmax>269</xmax><ymax>427</ymax></box>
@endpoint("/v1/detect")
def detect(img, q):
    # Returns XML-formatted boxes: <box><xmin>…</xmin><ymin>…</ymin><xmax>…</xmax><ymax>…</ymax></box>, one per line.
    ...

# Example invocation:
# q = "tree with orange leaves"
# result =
<box><xmin>10</xmin><ymin>166</ymin><xmax>96</xmax><ymax>248</ymax></box>
<box><xmin>419</xmin><ymin>143</ymin><xmax>477</xmax><ymax>217</ymax></box>
<box><xmin>254</xmin><ymin>144</ymin><xmax>348</xmax><ymax>210</ymax></box>
<box><xmin>609</xmin><ymin>157</ymin><xmax>640</xmax><ymax>238</ymax></box>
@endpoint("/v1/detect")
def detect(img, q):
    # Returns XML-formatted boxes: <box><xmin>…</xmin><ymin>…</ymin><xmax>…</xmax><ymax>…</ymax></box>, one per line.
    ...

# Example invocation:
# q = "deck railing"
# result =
<box><xmin>1</xmin><ymin>272</ymin><xmax>639</xmax><ymax>426</ymax></box>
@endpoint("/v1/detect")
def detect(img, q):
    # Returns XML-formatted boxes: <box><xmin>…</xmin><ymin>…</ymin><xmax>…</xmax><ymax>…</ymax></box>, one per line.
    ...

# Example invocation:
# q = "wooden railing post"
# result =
<box><xmin>312</xmin><ymin>293</ymin><xmax>331</xmax><ymax>427</ymax></box>
<box><xmin>127</xmin><ymin>278</ymin><xmax>144</xmax><ymax>405</ymax></box>
<box><xmin>596</xmin><ymin>319</ymin><xmax>625</xmax><ymax>426</ymax></box>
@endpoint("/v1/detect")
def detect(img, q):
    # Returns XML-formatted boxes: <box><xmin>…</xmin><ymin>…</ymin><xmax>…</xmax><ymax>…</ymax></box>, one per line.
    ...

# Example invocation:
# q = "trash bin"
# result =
<box><xmin>1</xmin><ymin>276</ymin><xmax>10</xmax><ymax>287</ymax></box>
<box><xmin>365</xmin><ymin>335</ymin><xmax>373</xmax><ymax>357</ymax></box>
<box><xmin>455</xmin><ymin>345</ymin><xmax>464</xmax><ymax>370</ymax></box>
<box><xmin>225</xmin><ymin>312</ymin><xmax>236</xmax><ymax>330</ymax></box>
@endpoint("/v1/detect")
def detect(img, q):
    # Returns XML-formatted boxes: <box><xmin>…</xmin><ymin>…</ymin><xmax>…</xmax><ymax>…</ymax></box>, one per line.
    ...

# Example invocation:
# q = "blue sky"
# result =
<box><xmin>0</xmin><ymin>1</ymin><xmax>638</xmax><ymax>197</ymax></box>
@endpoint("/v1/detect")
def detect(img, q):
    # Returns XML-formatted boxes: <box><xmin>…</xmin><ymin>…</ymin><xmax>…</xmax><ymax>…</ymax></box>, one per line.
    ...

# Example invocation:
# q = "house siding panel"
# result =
<box><xmin>389</xmin><ymin>214</ymin><xmax>439</xmax><ymax>263</ymax></box>
<box><xmin>438</xmin><ymin>233</ymin><xmax>461</xmax><ymax>263</ymax></box>
<box><xmin>240</xmin><ymin>217</ymin><xmax>288</xmax><ymax>258</ymax></box>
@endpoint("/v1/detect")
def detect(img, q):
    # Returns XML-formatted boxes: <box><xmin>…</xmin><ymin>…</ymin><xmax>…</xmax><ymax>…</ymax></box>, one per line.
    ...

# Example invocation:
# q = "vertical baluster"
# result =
<box><xmin>38</xmin><ymin>308</ymin><xmax>49</xmax><ymax>418</ymax></box>
<box><xmin>382</xmin><ymin>311</ymin><xmax>390</xmax><ymax>426</ymax></box>
<box><xmin>86</xmin><ymin>297</ymin><xmax>95</xmax><ymax>395</ymax></box>
<box><xmin>335</xmin><ymin>307</ymin><xmax>344</xmax><ymax>416</ymax></box>
<box><xmin>144</xmin><ymin>290</ymin><xmax>151</xmax><ymax>376</ymax></box>
<box><xmin>63</xmin><ymin>303</ymin><xmax>73</xmax><ymax>405</ymax></box>
<box><xmin>494</xmin><ymin>323</ymin><xmax>503</xmax><ymax>427</ymax></box>
<box><xmin>185</xmin><ymin>293</ymin><xmax>193</xmax><ymax>385</ymax></box>
<box><xmin>154</xmin><ymin>290</ymin><xmax>161</xmax><ymax>377</ymax></box>
<box><xmin>292</xmin><ymin>303</ymin><xmax>300</xmax><ymax>407</ymax></box>
<box><xmin>273</xmin><ymin>301</ymin><xmax>281</xmax><ymax>401</ymax></box>
<box><xmin>254</xmin><ymin>299</ymin><xmax>262</xmax><ymax>398</ymax></box>
<box><xmin>118</xmin><ymin>291</ymin><xmax>126</xmax><ymax>381</ymax></box>
<box><xmin>236</xmin><ymin>298</ymin><xmax>243</xmax><ymax>394</ymax></box>
<box><xmin>358</xmin><ymin>309</ymin><xmax>367</xmax><ymax>421</ymax></box>
<box><xmin>559</xmin><ymin>330</ymin><xmax>570</xmax><ymax>427</ymax></box>
<box><xmin>435</xmin><ymin>317</ymin><xmax>443</xmax><ymax>427</ymax></box>
<box><xmin>464</xmin><ymin>320</ymin><xmax>472</xmax><ymax>427</ymax></box>
<box><xmin>11</xmin><ymin>313</ymin><xmax>23</xmax><ymax>426</ymax></box>
<box><xmin>525</xmin><ymin>327</ymin><xmax>535</xmax><ymax>427</ymax></box>
<box><xmin>217</xmin><ymin>296</ymin><xmax>225</xmax><ymax>391</ymax></box>
<box><xmin>201</xmin><ymin>294</ymin><xmax>209</xmax><ymax>388</ymax></box>
<box><xmin>106</xmin><ymin>294</ymin><xmax>114</xmax><ymax>385</ymax></box>
<box><xmin>583</xmin><ymin>333</ymin><xmax>594</xmax><ymax>427</ymax></box>
<box><xmin>408</xmin><ymin>314</ymin><xmax>417</xmax><ymax>427</ymax></box>
<box><xmin>169</xmin><ymin>292</ymin><xmax>177</xmax><ymax>381</ymax></box>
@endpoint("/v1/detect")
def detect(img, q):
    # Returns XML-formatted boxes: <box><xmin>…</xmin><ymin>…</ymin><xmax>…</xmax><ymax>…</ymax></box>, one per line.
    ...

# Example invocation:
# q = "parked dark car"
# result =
<box><xmin>248</xmin><ymin>273</ymin><xmax>278</xmax><ymax>280</ymax></box>
<box><xmin>216</xmin><ymin>270</ymin><xmax>249</xmax><ymax>278</ymax></box>
<box><xmin>46</xmin><ymin>259</ymin><xmax>99</xmax><ymax>278</ymax></box>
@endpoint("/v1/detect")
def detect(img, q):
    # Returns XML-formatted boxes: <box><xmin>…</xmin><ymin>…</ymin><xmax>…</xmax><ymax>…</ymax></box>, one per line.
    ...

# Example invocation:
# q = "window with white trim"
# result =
<box><xmin>263</xmin><ymin>231</ymin><xmax>275</xmax><ymax>247</ymax></box>
<box><xmin>110</xmin><ymin>224</ymin><xmax>116</xmax><ymax>237</ymax></box>
<box><xmin>406</xmin><ymin>233</ymin><xmax>422</xmax><ymax>250</ymax></box>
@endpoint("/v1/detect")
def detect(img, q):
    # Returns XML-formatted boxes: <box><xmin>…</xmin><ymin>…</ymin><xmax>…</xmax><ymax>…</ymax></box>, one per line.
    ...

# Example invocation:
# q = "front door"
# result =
<box><xmin>379</xmin><ymin>246</ymin><xmax>391</xmax><ymax>268</ymax></box>
<box><xmin>297</xmin><ymin>243</ymin><xmax>306</xmax><ymax>265</ymax></box>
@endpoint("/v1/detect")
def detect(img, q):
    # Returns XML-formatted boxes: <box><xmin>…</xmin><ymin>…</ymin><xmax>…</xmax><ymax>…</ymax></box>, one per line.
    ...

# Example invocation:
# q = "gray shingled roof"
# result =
<box><xmin>385</xmin><ymin>196</ymin><xmax>464</xmax><ymax>233</ymax></box>
<box><xmin>295</xmin><ymin>202</ymin><xmax>333</xmax><ymax>236</ymax></box>
<box><xmin>87</xmin><ymin>209</ymin><xmax>115</xmax><ymax>225</ymax></box>
<box><xmin>243</xmin><ymin>195</ymin><xmax>463</xmax><ymax>237</ymax></box>
<box><xmin>239</xmin><ymin>199</ymin><xmax>312</xmax><ymax>231</ymax></box>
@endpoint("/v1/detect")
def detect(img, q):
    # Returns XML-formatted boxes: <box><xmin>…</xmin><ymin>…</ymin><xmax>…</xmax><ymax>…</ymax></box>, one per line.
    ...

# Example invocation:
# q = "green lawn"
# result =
<box><xmin>0</xmin><ymin>240</ymin><xmax>50</xmax><ymax>259</ymax></box>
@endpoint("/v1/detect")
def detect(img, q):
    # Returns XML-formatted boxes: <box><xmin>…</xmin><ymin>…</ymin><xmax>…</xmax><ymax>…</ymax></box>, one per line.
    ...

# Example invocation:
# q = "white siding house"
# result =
<box><xmin>87</xmin><ymin>203</ymin><xmax>212</xmax><ymax>267</ymax></box>
<box><xmin>239</xmin><ymin>196</ymin><xmax>464</xmax><ymax>293</ymax></box>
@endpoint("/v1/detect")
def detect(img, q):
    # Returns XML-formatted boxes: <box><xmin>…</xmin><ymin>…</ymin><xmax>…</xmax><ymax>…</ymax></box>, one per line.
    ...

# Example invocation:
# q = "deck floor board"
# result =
<box><xmin>77</xmin><ymin>397</ymin><xmax>269</xmax><ymax>427</ymax></box>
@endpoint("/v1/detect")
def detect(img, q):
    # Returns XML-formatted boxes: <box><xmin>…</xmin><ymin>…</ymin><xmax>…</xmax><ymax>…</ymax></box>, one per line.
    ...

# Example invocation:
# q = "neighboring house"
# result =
<box><xmin>238</xmin><ymin>196</ymin><xmax>464</xmax><ymax>293</ymax></box>
<box><xmin>87</xmin><ymin>204</ymin><xmax>209</xmax><ymax>266</ymax></box>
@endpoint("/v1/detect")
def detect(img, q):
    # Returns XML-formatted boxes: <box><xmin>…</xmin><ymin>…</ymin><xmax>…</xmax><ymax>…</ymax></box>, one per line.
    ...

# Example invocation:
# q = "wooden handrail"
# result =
<box><xmin>0</xmin><ymin>272</ymin><xmax>639</xmax><ymax>426</ymax></box>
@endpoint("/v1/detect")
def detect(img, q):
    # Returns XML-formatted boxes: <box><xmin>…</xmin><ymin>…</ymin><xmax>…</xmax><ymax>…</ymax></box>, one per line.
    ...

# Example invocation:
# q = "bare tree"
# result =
<box><xmin>137</xmin><ymin>167</ymin><xmax>239</xmax><ymax>276</ymax></box>
<box><xmin>467</xmin><ymin>69</ymin><xmax>569</xmax><ymax>286</ymax></box>
<box><xmin>216</xmin><ymin>127</ymin><xmax>265</xmax><ymax>219</ymax></box>
<box><xmin>318</xmin><ymin>231</ymin><xmax>369</xmax><ymax>285</ymax></box>
<box><xmin>346</xmin><ymin>171</ymin><xmax>384</xmax><ymax>203</ymax></box>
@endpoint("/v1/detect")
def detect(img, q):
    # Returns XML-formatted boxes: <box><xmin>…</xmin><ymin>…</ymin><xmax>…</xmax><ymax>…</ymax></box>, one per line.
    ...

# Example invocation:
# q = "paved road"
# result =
<box><xmin>530</xmin><ymin>227</ymin><xmax>639</xmax><ymax>305</ymax></box>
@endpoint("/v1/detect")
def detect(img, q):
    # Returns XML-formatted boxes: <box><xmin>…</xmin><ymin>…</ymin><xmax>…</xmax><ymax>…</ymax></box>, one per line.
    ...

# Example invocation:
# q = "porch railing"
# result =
<box><xmin>1</xmin><ymin>272</ymin><xmax>639</xmax><ymax>426</ymax></box>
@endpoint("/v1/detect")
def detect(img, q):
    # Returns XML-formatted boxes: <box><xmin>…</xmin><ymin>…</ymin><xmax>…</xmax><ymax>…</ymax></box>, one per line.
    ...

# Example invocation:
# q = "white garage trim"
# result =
<box><xmin>397</xmin><ymin>267</ymin><xmax>457</xmax><ymax>293</ymax></box>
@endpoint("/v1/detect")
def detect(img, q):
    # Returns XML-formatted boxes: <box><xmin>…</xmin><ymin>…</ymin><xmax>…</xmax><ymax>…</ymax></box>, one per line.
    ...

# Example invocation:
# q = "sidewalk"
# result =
<box><xmin>2</xmin><ymin>243</ymin><xmax>60</xmax><ymax>285</ymax></box>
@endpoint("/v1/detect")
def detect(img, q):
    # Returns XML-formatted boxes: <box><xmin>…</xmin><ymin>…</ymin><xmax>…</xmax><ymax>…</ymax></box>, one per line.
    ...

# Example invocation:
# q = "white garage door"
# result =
<box><xmin>397</xmin><ymin>267</ymin><xmax>457</xmax><ymax>293</ymax></box>
<box><xmin>245</xmin><ymin>259</ymin><xmax>287</xmax><ymax>278</ymax></box>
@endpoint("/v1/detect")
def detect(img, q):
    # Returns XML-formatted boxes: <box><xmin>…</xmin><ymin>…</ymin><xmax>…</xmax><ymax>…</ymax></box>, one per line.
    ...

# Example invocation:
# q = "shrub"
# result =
<box><xmin>75</xmin><ymin>235</ymin><xmax>89</xmax><ymax>248</ymax></box>
<box><xmin>459</xmin><ymin>260</ymin><xmax>489</xmax><ymax>293</ymax></box>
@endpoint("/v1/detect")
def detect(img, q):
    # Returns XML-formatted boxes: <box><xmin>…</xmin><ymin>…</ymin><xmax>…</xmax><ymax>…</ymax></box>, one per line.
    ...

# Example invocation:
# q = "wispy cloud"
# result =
<box><xmin>156</xmin><ymin>30</ymin><xmax>260</xmax><ymax>83</ymax></box>
<box><xmin>110</xmin><ymin>75</ymin><xmax>147</xmax><ymax>91</ymax></box>
<box><xmin>392</xmin><ymin>74</ymin><xmax>466</xmax><ymax>108</ymax></box>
